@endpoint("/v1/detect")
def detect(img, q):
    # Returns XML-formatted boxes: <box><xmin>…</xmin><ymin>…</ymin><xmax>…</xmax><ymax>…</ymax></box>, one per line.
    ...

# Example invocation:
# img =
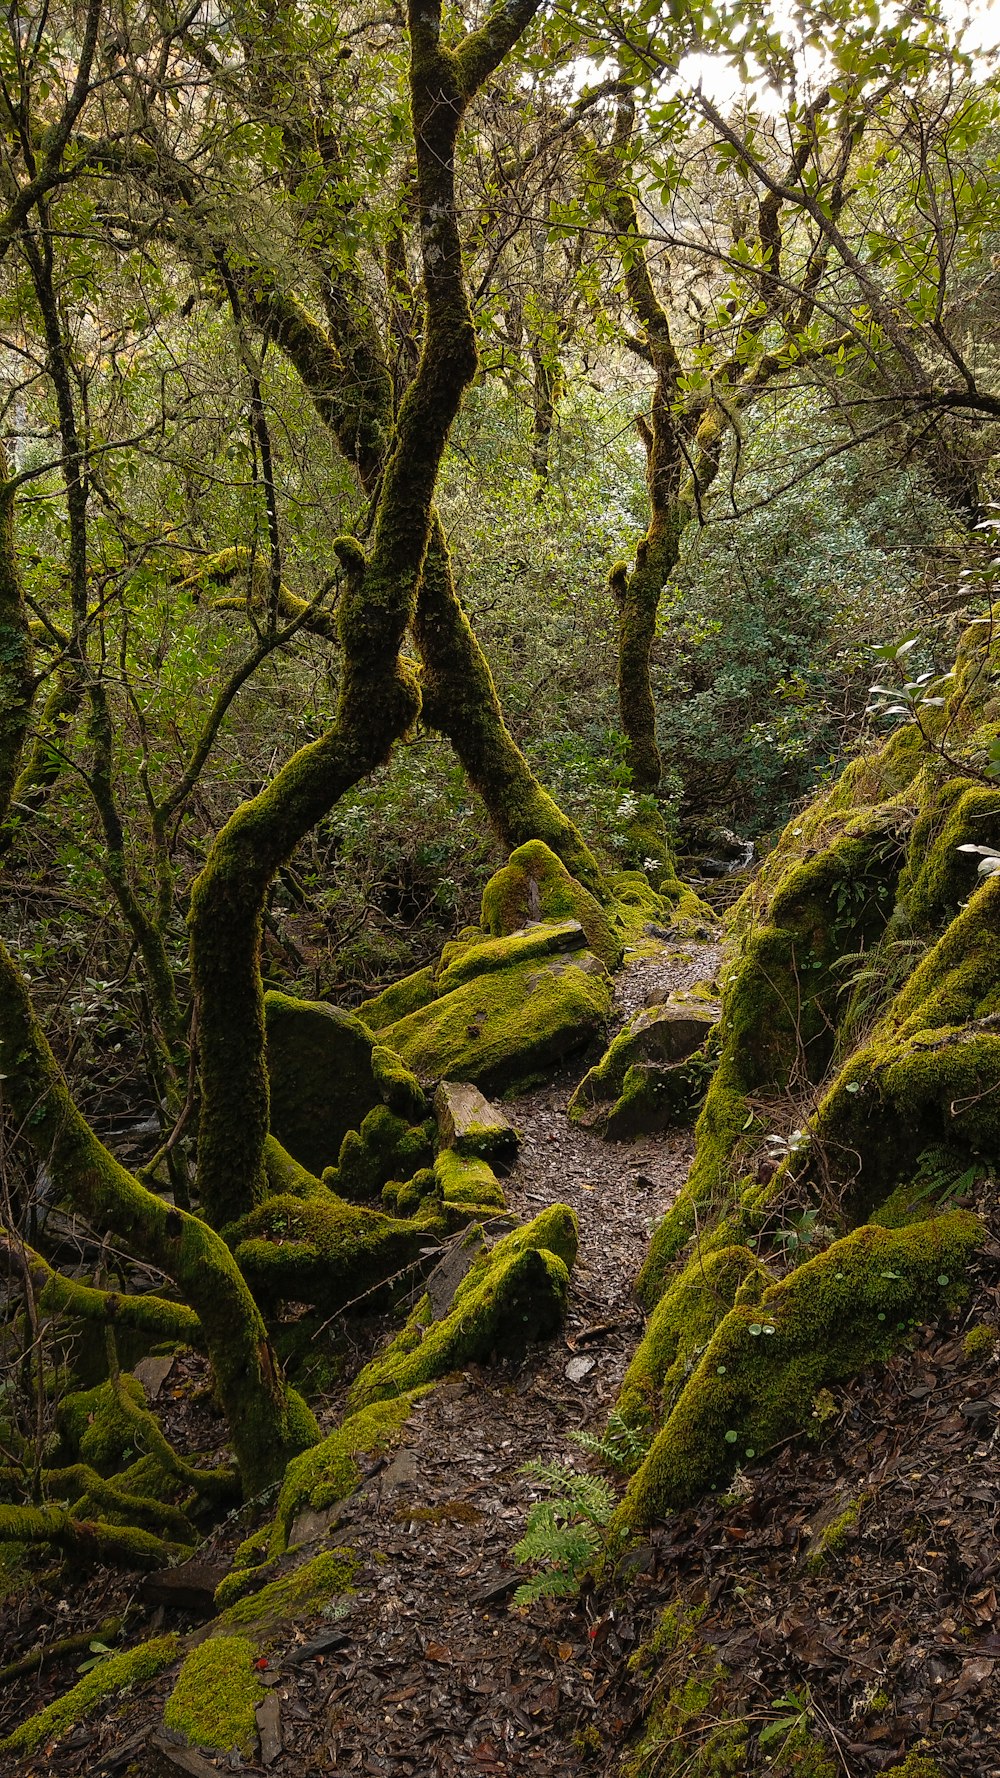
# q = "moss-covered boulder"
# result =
<box><xmin>481</xmin><ymin>839</ymin><xmax>623</xmax><ymax>969</ymax></box>
<box><xmin>383</xmin><ymin>950</ymin><xmax>611</xmax><ymax>1093</ymax></box>
<box><xmin>262</xmin><ymin>1395</ymin><xmax>416</xmax><ymax>1559</ymax></box>
<box><xmin>230</xmin><ymin>1185</ymin><xmax>445</xmax><ymax>1312</ymax></box>
<box><xmin>436</xmin><ymin>918</ymin><xmax>588</xmax><ymax>992</ymax></box>
<box><xmin>569</xmin><ymin>996</ymin><xmax>720</xmax><ymax>1138</ymax></box>
<box><xmin>615</xmin><ymin>1212</ymin><xmax>980</xmax><ymax>1534</ymax></box>
<box><xmin>433</xmin><ymin>1147</ymin><xmax>507</xmax><ymax>1211</ymax></box>
<box><xmin>348</xmin><ymin>1204</ymin><xmax>578</xmax><ymax>1408</ymax></box>
<box><xmin>265</xmin><ymin>991</ymin><xmax>426</xmax><ymax>1175</ymax></box>
<box><xmin>359</xmin><ymin>964</ymin><xmax>439</xmax><ymax>1032</ymax></box>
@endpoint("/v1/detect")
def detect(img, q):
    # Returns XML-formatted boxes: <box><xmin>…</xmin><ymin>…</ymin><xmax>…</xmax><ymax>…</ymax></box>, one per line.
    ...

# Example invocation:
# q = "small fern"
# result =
<box><xmin>569</xmin><ymin>1410</ymin><xmax>652</xmax><ymax>1474</ymax></box>
<box><xmin>512</xmin><ymin>1459</ymin><xmax>616</xmax><ymax>1606</ymax></box>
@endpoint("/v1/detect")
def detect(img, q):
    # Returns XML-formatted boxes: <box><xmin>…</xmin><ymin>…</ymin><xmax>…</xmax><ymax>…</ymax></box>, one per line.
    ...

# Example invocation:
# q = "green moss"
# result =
<box><xmin>348</xmin><ymin>1204</ymin><xmax>577</xmax><ymax>1409</ymax></box>
<box><xmin>163</xmin><ymin>1634</ymin><xmax>265</xmax><ymax>1756</ymax></box>
<box><xmin>382</xmin><ymin>1165</ymin><xmax>440</xmax><ymax>1215</ymax></box>
<box><xmin>617</xmin><ymin>1212</ymin><xmax>980</xmax><ymax>1534</ymax></box>
<box><xmin>569</xmin><ymin>1000</ymin><xmax>719</xmax><ymax>1139</ymax></box>
<box><xmin>263</xmin><ymin>1134</ymin><xmax>326</xmax><ymax>1199</ymax></box>
<box><xmin>221</xmin><ymin>1548</ymin><xmax>357</xmax><ymax>1626</ymax></box>
<box><xmin>623</xmin><ymin>1602</ymin><xmax>746</xmax><ymax>1778</ymax></box>
<box><xmin>1</xmin><ymin>1633</ymin><xmax>181</xmax><ymax>1754</ymax></box>
<box><xmin>480</xmin><ymin>840</ymin><xmax>623</xmax><ymax>969</ymax></box>
<box><xmin>764</xmin><ymin>1721</ymin><xmax>838</xmax><ymax>1777</ymax></box>
<box><xmin>231</xmin><ymin>1186</ymin><xmax>443</xmax><ymax>1312</ymax></box>
<box><xmin>433</xmin><ymin>1147</ymin><xmax>506</xmax><ymax>1210</ymax></box>
<box><xmin>359</xmin><ymin>964</ymin><xmax>438</xmax><ymax>1031</ymax></box>
<box><xmin>618</xmin><ymin>1244</ymin><xmax>769</xmax><ymax>1432</ymax></box>
<box><xmin>268</xmin><ymin>1394</ymin><xmax>415</xmax><ymax>1555</ymax></box>
<box><xmin>329</xmin><ymin>1106</ymin><xmax>434</xmax><ymax>1203</ymax></box>
<box><xmin>384</xmin><ymin>951</ymin><xmax>611</xmax><ymax>1093</ymax></box>
<box><xmin>804</xmin><ymin>1496</ymin><xmax>866</xmax><ymax>1572</ymax></box>
<box><xmin>56</xmin><ymin>1375</ymin><xmax>146</xmax><ymax>1472</ymax></box>
<box><xmin>435</xmin><ymin>919</ymin><xmax>588</xmax><ymax>993</ymax></box>
<box><xmin>370</xmin><ymin>1044</ymin><xmax>428</xmax><ymax>1120</ymax></box>
<box><xmin>963</xmin><ymin>1322</ymin><xmax>998</xmax><ymax>1361</ymax></box>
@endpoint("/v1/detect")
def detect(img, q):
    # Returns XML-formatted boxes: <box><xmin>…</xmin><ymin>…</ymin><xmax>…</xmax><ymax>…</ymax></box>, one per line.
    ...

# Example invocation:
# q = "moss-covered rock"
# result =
<box><xmin>616</xmin><ymin>1212</ymin><xmax>980</xmax><ymax>1534</ymax></box>
<box><xmin>433</xmin><ymin>1146</ymin><xmax>507</xmax><ymax>1211</ymax></box>
<box><xmin>264</xmin><ymin>1395</ymin><xmax>416</xmax><ymax>1557</ymax></box>
<box><xmin>481</xmin><ymin>840</ymin><xmax>623</xmax><ymax>969</ymax></box>
<box><xmin>435</xmin><ymin>919</ymin><xmax>589</xmax><ymax>995</ymax></box>
<box><xmin>570</xmin><ymin>998</ymin><xmax>721</xmax><ymax>1138</ymax></box>
<box><xmin>230</xmin><ymin>1186</ymin><xmax>444</xmax><ymax>1312</ymax></box>
<box><xmin>163</xmin><ymin>1633</ymin><xmax>265</xmax><ymax>1756</ymax></box>
<box><xmin>382</xmin><ymin>1165</ymin><xmax>440</xmax><ymax>1216</ymax></box>
<box><xmin>221</xmin><ymin>1547</ymin><xmax>357</xmax><ymax>1625</ymax></box>
<box><xmin>348</xmin><ymin>1204</ymin><xmax>578</xmax><ymax>1408</ymax></box>
<box><xmin>327</xmin><ymin>1105</ymin><xmax>435</xmax><ymax>1204</ymax></box>
<box><xmin>359</xmin><ymin>964</ymin><xmax>438</xmax><ymax>1031</ymax></box>
<box><xmin>383</xmin><ymin>951</ymin><xmax>611</xmax><ymax>1093</ymax></box>
<box><xmin>265</xmin><ymin>991</ymin><xmax>384</xmax><ymax>1174</ymax></box>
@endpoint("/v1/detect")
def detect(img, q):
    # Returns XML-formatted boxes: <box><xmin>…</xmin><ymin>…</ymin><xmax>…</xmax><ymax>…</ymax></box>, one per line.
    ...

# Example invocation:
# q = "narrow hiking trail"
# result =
<box><xmin>0</xmin><ymin>937</ymin><xmax>720</xmax><ymax>1778</ymax></box>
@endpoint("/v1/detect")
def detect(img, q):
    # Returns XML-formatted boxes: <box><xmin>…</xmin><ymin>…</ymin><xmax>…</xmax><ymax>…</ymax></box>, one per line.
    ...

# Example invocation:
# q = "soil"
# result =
<box><xmin>2</xmin><ymin>934</ymin><xmax>999</xmax><ymax>1778</ymax></box>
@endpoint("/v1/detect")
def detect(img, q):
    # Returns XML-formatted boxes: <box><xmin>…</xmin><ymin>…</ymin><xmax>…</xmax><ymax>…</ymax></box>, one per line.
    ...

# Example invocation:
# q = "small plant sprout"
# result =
<box><xmin>765</xmin><ymin>1128</ymin><xmax>809</xmax><ymax>1160</ymax></box>
<box><xmin>774</xmin><ymin>1206</ymin><xmax>822</xmax><ymax>1255</ymax></box>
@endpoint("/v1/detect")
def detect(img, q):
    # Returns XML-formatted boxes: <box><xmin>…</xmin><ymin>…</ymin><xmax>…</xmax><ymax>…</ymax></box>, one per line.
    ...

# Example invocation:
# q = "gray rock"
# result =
<box><xmin>434</xmin><ymin>1081</ymin><xmax>519</xmax><ymax>1173</ymax></box>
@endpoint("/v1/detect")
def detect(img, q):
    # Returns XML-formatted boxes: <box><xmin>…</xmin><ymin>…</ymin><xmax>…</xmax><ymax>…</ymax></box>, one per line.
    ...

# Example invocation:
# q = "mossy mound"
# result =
<box><xmin>265</xmin><ymin>991</ymin><xmax>426</xmax><ymax>1175</ymax></box>
<box><xmin>383</xmin><ymin>951</ymin><xmax>611</xmax><ymax>1093</ymax></box>
<box><xmin>616</xmin><ymin>1211</ymin><xmax>979</xmax><ymax>1534</ymax></box>
<box><xmin>347</xmin><ymin>1204</ymin><xmax>578</xmax><ymax>1409</ymax></box>
<box><xmin>163</xmin><ymin>1633</ymin><xmax>266</xmax><ymax>1757</ymax></box>
<box><xmin>230</xmin><ymin>1186</ymin><xmax>444</xmax><ymax>1312</ymax></box>
<box><xmin>326</xmin><ymin>1105</ymin><xmax>435</xmax><ymax>1204</ymax></box>
<box><xmin>480</xmin><ymin>839</ymin><xmax>624</xmax><ymax>969</ymax></box>
<box><xmin>56</xmin><ymin>1374</ymin><xmax>147</xmax><ymax>1473</ymax></box>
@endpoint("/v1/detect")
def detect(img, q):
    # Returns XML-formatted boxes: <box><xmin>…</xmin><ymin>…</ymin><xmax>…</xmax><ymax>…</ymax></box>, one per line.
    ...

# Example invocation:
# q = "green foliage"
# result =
<box><xmin>655</xmin><ymin>402</ymin><xmax>958</xmax><ymax>835</ymax></box>
<box><xmin>569</xmin><ymin>1410</ymin><xmax>652</xmax><ymax>1474</ymax></box>
<box><xmin>512</xmin><ymin>1458</ymin><xmax>616</xmax><ymax>1604</ymax></box>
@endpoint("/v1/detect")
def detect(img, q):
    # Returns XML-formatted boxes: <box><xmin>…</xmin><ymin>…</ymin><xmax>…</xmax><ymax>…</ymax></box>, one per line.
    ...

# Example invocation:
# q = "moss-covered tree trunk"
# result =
<box><xmin>202</xmin><ymin>122</ymin><xmax>602</xmax><ymax>892</ymax></box>
<box><xmin>414</xmin><ymin>519</ymin><xmax>603</xmax><ymax>891</ymax></box>
<box><xmin>190</xmin><ymin>0</ymin><xmax>546</xmax><ymax>1229</ymax></box>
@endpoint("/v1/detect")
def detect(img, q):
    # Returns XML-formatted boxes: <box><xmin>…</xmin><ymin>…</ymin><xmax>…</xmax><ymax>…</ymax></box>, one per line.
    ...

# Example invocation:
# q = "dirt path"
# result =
<box><xmin>1</xmin><ymin>940</ymin><xmax>719</xmax><ymax>1778</ymax></box>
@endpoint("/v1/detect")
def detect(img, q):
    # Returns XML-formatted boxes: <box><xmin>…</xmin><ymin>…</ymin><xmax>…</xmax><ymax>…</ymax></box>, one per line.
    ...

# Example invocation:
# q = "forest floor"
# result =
<box><xmin>3</xmin><ymin>931</ymin><xmax>1000</xmax><ymax>1778</ymax></box>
